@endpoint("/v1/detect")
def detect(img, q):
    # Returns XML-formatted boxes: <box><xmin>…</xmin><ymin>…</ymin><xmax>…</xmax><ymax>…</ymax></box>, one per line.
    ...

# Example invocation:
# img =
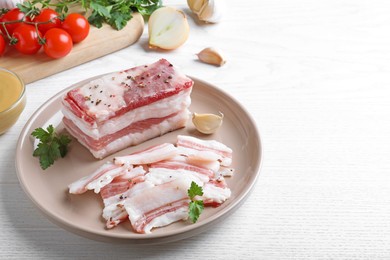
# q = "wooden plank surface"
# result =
<box><xmin>0</xmin><ymin>13</ymin><xmax>144</xmax><ymax>84</ymax></box>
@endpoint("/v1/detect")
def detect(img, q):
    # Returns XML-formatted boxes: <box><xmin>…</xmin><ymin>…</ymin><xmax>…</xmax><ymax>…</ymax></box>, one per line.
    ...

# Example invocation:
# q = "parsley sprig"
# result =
<box><xmin>24</xmin><ymin>0</ymin><xmax>162</xmax><ymax>30</ymax></box>
<box><xmin>31</xmin><ymin>125</ymin><xmax>71</xmax><ymax>170</ymax></box>
<box><xmin>188</xmin><ymin>181</ymin><xmax>204</xmax><ymax>223</ymax></box>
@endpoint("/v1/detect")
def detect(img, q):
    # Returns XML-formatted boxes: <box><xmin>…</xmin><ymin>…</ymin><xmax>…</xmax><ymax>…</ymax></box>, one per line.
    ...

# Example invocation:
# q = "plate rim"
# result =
<box><xmin>15</xmin><ymin>75</ymin><xmax>263</xmax><ymax>244</ymax></box>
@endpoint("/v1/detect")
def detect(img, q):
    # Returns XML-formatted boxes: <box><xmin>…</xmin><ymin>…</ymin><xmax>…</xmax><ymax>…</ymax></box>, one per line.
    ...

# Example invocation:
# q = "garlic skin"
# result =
<box><xmin>197</xmin><ymin>47</ymin><xmax>226</xmax><ymax>66</ymax></box>
<box><xmin>148</xmin><ymin>7</ymin><xmax>190</xmax><ymax>50</ymax></box>
<box><xmin>0</xmin><ymin>0</ymin><xmax>24</xmax><ymax>9</ymax></box>
<box><xmin>192</xmin><ymin>112</ymin><xmax>224</xmax><ymax>134</ymax></box>
<box><xmin>187</xmin><ymin>0</ymin><xmax>206</xmax><ymax>15</ymax></box>
<box><xmin>187</xmin><ymin>0</ymin><xmax>225</xmax><ymax>23</ymax></box>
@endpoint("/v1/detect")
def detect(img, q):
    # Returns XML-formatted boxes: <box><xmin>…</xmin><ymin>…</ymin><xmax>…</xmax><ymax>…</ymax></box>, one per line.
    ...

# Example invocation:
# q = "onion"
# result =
<box><xmin>148</xmin><ymin>7</ymin><xmax>190</xmax><ymax>50</ymax></box>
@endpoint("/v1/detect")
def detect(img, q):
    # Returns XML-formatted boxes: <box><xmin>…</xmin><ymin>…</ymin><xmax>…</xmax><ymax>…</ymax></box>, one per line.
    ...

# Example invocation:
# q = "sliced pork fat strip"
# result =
<box><xmin>68</xmin><ymin>161</ymin><xmax>127</xmax><ymax>194</ymax></box>
<box><xmin>103</xmin><ymin>182</ymin><xmax>154</xmax><ymax>229</ymax></box>
<box><xmin>124</xmin><ymin>178</ymin><xmax>193</xmax><ymax>233</ymax></box>
<box><xmin>100</xmin><ymin>166</ymin><xmax>147</xmax><ymax>200</ymax></box>
<box><xmin>63</xmin><ymin>111</ymin><xmax>188</xmax><ymax>159</ymax></box>
<box><xmin>113</xmin><ymin>143</ymin><xmax>178</xmax><ymax>166</ymax></box>
<box><xmin>177</xmin><ymin>135</ymin><xmax>233</xmax><ymax>166</ymax></box>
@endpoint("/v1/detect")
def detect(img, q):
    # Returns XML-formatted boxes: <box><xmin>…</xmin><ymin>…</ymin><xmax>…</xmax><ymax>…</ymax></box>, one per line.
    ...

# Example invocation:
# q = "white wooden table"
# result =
<box><xmin>1</xmin><ymin>0</ymin><xmax>390</xmax><ymax>258</ymax></box>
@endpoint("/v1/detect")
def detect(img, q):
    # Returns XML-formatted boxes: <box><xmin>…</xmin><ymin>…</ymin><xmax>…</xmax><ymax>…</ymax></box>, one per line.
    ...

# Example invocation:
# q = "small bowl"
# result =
<box><xmin>0</xmin><ymin>68</ymin><xmax>26</xmax><ymax>135</ymax></box>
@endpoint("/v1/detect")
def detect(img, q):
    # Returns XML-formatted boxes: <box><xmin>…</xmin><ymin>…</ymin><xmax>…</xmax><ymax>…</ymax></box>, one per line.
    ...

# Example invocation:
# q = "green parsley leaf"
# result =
<box><xmin>88</xmin><ymin>11</ymin><xmax>105</xmax><ymax>28</ymax></box>
<box><xmin>188</xmin><ymin>181</ymin><xmax>204</xmax><ymax>199</ymax></box>
<box><xmin>27</xmin><ymin>0</ymin><xmax>162</xmax><ymax>30</ymax></box>
<box><xmin>90</xmin><ymin>2</ymin><xmax>112</xmax><ymax>18</ymax></box>
<box><xmin>109</xmin><ymin>10</ymin><xmax>132</xmax><ymax>30</ymax></box>
<box><xmin>187</xmin><ymin>181</ymin><xmax>204</xmax><ymax>223</ymax></box>
<box><xmin>58</xmin><ymin>135</ymin><xmax>72</xmax><ymax>157</ymax></box>
<box><xmin>189</xmin><ymin>200</ymin><xmax>204</xmax><ymax>223</ymax></box>
<box><xmin>31</xmin><ymin>125</ymin><xmax>72</xmax><ymax>170</ymax></box>
<box><xmin>133</xmin><ymin>0</ymin><xmax>162</xmax><ymax>16</ymax></box>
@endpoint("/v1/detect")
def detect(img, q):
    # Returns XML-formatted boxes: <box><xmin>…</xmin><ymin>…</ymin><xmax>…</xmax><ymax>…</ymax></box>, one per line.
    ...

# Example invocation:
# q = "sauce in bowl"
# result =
<box><xmin>0</xmin><ymin>68</ymin><xmax>26</xmax><ymax>134</ymax></box>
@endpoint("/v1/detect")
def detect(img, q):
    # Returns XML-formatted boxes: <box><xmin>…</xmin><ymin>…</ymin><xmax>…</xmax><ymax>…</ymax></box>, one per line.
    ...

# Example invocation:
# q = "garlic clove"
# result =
<box><xmin>187</xmin><ymin>0</ymin><xmax>226</xmax><ymax>23</ymax></box>
<box><xmin>0</xmin><ymin>0</ymin><xmax>24</xmax><ymax>9</ymax></box>
<box><xmin>192</xmin><ymin>112</ymin><xmax>224</xmax><ymax>134</ymax></box>
<box><xmin>198</xmin><ymin>0</ymin><xmax>225</xmax><ymax>23</ymax></box>
<box><xmin>197</xmin><ymin>47</ymin><xmax>227</xmax><ymax>66</ymax></box>
<box><xmin>187</xmin><ymin>0</ymin><xmax>206</xmax><ymax>15</ymax></box>
<box><xmin>148</xmin><ymin>7</ymin><xmax>190</xmax><ymax>50</ymax></box>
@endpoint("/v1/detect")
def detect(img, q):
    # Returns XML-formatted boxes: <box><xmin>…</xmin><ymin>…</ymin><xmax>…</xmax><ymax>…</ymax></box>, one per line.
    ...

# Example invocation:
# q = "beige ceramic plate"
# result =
<box><xmin>15</xmin><ymin>76</ymin><xmax>262</xmax><ymax>244</ymax></box>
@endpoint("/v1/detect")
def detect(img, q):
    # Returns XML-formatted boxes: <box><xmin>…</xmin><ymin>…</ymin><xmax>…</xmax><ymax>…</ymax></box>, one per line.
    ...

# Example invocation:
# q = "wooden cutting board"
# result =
<box><xmin>0</xmin><ymin>13</ymin><xmax>144</xmax><ymax>84</ymax></box>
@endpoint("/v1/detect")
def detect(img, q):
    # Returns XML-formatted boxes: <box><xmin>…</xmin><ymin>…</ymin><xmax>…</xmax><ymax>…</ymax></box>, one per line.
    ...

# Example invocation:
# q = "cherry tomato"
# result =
<box><xmin>33</xmin><ymin>8</ymin><xmax>61</xmax><ymax>35</ymax></box>
<box><xmin>61</xmin><ymin>13</ymin><xmax>89</xmax><ymax>43</ymax></box>
<box><xmin>0</xmin><ymin>8</ymin><xmax>25</xmax><ymax>35</ymax></box>
<box><xmin>43</xmin><ymin>28</ymin><xmax>73</xmax><ymax>59</ymax></box>
<box><xmin>12</xmin><ymin>24</ymin><xmax>42</xmax><ymax>55</ymax></box>
<box><xmin>0</xmin><ymin>35</ymin><xmax>5</xmax><ymax>56</ymax></box>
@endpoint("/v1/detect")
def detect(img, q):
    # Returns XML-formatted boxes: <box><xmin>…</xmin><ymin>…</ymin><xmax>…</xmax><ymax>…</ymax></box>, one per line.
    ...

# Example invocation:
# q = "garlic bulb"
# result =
<box><xmin>148</xmin><ymin>7</ymin><xmax>190</xmax><ymax>50</ymax></box>
<box><xmin>0</xmin><ymin>0</ymin><xmax>24</xmax><ymax>9</ymax></box>
<box><xmin>187</xmin><ymin>0</ymin><xmax>225</xmax><ymax>23</ymax></box>
<box><xmin>197</xmin><ymin>47</ymin><xmax>226</xmax><ymax>66</ymax></box>
<box><xmin>187</xmin><ymin>0</ymin><xmax>206</xmax><ymax>14</ymax></box>
<box><xmin>192</xmin><ymin>112</ymin><xmax>224</xmax><ymax>134</ymax></box>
